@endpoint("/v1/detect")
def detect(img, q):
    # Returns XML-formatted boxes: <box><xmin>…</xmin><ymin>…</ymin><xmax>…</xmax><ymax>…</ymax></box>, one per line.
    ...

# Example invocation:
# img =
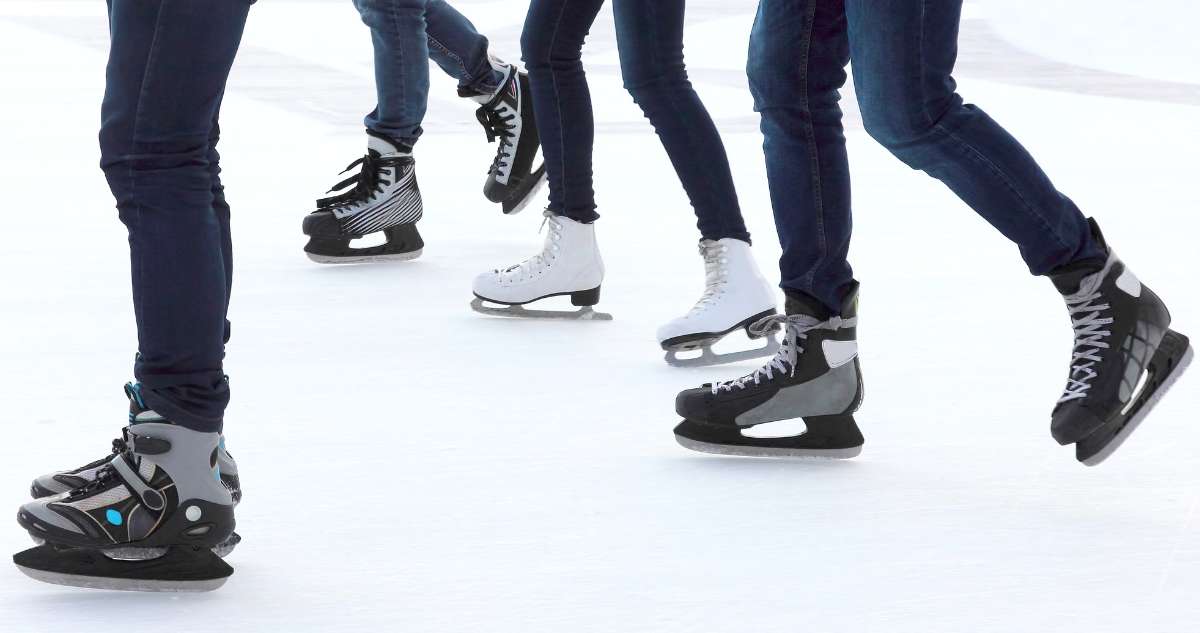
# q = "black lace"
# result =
<box><xmin>316</xmin><ymin>153</ymin><xmax>407</xmax><ymax>211</ymax></box>
<box><xmin>66</xmin><ymin>438</ymin><xmax>129</xmax><ymax>499</ymax></box>
<box><xmin>475</xmin><ymin>106</ymin><xmax>516</xmax><ymax>176</ymax></box>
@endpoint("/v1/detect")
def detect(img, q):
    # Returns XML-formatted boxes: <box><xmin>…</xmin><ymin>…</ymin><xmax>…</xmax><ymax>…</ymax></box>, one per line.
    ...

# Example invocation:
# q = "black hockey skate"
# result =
<box><xmin>14</xmin><ymin>387</ymin><xmax>237</xmax><ymax>592</ymax></box>
<box><xmin>462</xmin><ymin>64</ymin><xmax>546</xmax><ymax>215</ymax></box>
<box><xmin>29</xmin><ymin>385</ymin><xmax>244</xmax><ymax>558</ymax></box>
<box><xmin>302</xmin><ymin>130</ymin><xmax>424</xmax><ymax>264</ymax></box>
<box><xmin>674</xmin><ymin>284</ymin><xmax>864</xmax><ymax>458</ymax></box>
<box><xmin>1049</xmin><ymin>219</ymin><xmax>1192</xmax><ymax>466</ymax></box>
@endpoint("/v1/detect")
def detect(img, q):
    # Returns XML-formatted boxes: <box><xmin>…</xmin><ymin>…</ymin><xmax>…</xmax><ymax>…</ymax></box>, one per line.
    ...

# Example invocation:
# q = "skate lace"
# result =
<box><xmin>688</xmin><ymin>242</ymin><xmax>729</xmax><ymax>315</ymax></box>
<box><xmin>476</xmin><ymin>104</ymin><xmax>516</xmax><ymax>177</ymax></box>
<box><xmin>316</xmin><ymin>152</ymin><xmax>407</xmax><ymax>212</ymax></box>
<box><xmin>66</xmin><ymin>438</ymin><xmax>129</xmax><ymax>498</ymax></box>
<box><xmin>498</xmin><ymin>210</ymin><xmax>563</xmax><ymax>282</ymax></box>
<box><xmin>711</xmin><ymin>314</ymin><xmax>856</xmax><ymax>394</ymax></box>
<box><xmin>1059</xmin><ymin>289</ymin><xmax>1113</xmax><ymax>403</ymax></box>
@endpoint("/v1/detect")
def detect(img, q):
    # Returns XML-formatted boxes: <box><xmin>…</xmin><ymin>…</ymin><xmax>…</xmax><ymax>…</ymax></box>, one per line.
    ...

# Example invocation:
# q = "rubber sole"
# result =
<box><xmin>660</xmin><ymin>308</ymin><xmax>778</xmax><ymax>351</ymax></box>
<box><xmin>1078</xmin><ymin>331</ymin><xmax>1192</xmax><ymax>466</ymax></box>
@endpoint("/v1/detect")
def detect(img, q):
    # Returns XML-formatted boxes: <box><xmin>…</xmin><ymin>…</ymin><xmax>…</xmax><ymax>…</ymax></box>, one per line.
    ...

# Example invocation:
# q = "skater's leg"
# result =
<box><xmin>520</xmin><ymin>0</ymin><xmax>605</xmax><ymax>222</ymax></box>
<box><xmin>353</xmin><ymin>0</ymin><xmax>431</xmax><ymax>145</ymax></box>
<box><xmin>747</xmin><ymin>0</ymin><xmax>855</xmax><ymax>314</ymax></box>
<box><xmin>845</xmin><ymin>0</ymin><xmax>1104</xmax><ymax>273</ymax></box>
<box><xmin>100</xmin><ymin>0</ymin><xmax>249</xmax><ymax>433</ymax></box>
<box><xmin>207</xmin><ymin>107</ymin><xmax>234</xmax><ymax>345</ymax></box>
<box><xmin>424</xmin><ymin>0</ymin><xmax>506</xmax><ymax>94</ymax></box>
<box><xmin>613</xmin><ymin>0</ymin><xmax>748</xmax><ymax>243</ymax></box>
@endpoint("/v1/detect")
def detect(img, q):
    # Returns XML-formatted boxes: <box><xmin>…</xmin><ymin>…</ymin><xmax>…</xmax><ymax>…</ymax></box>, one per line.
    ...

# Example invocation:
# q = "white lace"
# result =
<box><xmin>497</xmin><ymin>210</ymin><xmax>563</xmax><ymax>283</ymax></box>
<box><xmin>688</xmin><ymin>241</ymin><xmax>729</xmax><ymax>316</ymax></box>
<box><xmin>1059</xmin><ymin>289</ymin><xmax>1113</xmax><ymax>403</ymax></box>
<box><xmin>712</xmin><ymin>313</ymin><xmax>857</xmax><ymax>394</ymax></box>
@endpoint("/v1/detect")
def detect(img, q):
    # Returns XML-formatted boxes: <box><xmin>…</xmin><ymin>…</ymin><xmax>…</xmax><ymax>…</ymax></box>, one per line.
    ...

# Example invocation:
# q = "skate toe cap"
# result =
<box><xmin>302</xmin><ymin>211</ymin><xmax>338</xmax><ymax>236</ymax></box>
<box><xmin>675</xmin><ymin>387</ymin><xmax>713</xmax><ymax>422</ymax></box>
<box><xmin>1051</xmin><ymin>406</ymin><xmax>1106</xmax><ymax>445</ymax></box>
<box><xmin>30</xmin><ymin>475</ymin><xmax>68</xmax><ymax>499</ymax></box>
<box><xmin>18</xmin><ymin>499</ymin><xmax>86</xmax><ymax>537</ymax></box>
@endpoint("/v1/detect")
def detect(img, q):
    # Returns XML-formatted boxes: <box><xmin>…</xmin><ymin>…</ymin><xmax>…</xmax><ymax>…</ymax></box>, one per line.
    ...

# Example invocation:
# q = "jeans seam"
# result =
<box><xmin>388</xmin><ymin>2</ymin><xmax>411</xmax><ymax>131</ymax></box>
<box><xmin>917</xmin><ymin>0</ymin><xmax>1071</xmax><ymax>252</ymax></box>
<box><xmin>547</xmin><ymin>0</ymin><xmax>572</xmax><ymax>217</ymax></box>
<box><xmin>799</xmin><ymin>0</ymin><xmax>826</xmax><ymax>294</ymax></box>
<box><xmin>427</xmin><ymin>34</ymin><xmax>469</xmax><ymax>82</ymax></box>
<box><xmin>129</xmin><ymin>0</ymin><xmax>170</xmax><ymax>363</ymax></box>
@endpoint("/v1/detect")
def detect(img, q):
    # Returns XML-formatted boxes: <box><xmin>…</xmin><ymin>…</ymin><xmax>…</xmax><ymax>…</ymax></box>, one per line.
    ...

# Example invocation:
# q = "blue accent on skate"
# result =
<box><xmin>105</xmin><ymin>509</ymin><xmax>123</xmax><ymax>526</ymax></box>
<box><xmin>214</xmin><ymin>465</ymin><xmax>222</xmax><ymax>482</ymax></box>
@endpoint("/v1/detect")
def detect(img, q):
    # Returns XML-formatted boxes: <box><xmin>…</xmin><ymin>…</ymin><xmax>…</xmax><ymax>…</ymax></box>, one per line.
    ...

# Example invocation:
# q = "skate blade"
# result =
<box><xmin>1081</xmin><ymin>343</ymin><xmax>1193</xmax><ymax>467</ymax></box>
<box><xmin>664</xmin><ymin>334</ymin><xmax>780</xmax><ymax>368</ymax></box>
<box><xmin>15</xmin><ymin>565</ymin><xmax>228</xmax><ymax>593</ymax></box>
<box><xmin>503</xmin><ymin>169</ymin><xmax>548</xmax><ymax>216</ymax></box>
<box><xmin>674</xmin><ymin>434</ymin><xmax>862</xmax><ymax>460</ymax></box>
<box><xmin>306</xmin><ymin>248</ymin><xmax>423</xmax><ymax>265</ymax></box>
<box><xmin>470</xmin><ymin>298</ymin><xmax>612</xmax><ymax>321</ymax></box>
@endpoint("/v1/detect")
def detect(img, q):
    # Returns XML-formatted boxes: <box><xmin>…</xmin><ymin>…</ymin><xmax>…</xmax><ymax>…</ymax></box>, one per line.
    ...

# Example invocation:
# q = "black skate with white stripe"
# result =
<box><xmin>14</xmin><ymin>386</ymin><xmax>237</xmax><ymax>592</ymax></box>
<box><xmin>29</xmin><ymin>384</ymin><xmax>243</xmax><ymax>558</ymax></box>
<box><xmin>302</xmin><ymin>130</ymin><xmax>424</xmax><ymax>264</ymax></box>
<box><xmin>674</xmin><ymin>285</ymin><xmax>864</xmax><ymax>458</ymax></box>
<box><xmin>1049</xmin><ymin>219</ymin><xmax>1192</xmax><ymax>466</ymax></box>
<box><xmin>462</xmin><ymin>63</ymin><xmax>545</xmax><ymax>215</ymax></box>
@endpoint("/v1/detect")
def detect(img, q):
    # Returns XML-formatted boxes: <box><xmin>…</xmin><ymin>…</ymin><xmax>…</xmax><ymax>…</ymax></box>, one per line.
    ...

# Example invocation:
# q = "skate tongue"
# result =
<box><xmin>1050</xmin><ymin>258</ymin><xmax>1106</xmax><ymax>295</ymax></box>
<box><xmin>365</xmin><ymin>130</ymin><xmax>412</xmax><ymax>158</ymax></box>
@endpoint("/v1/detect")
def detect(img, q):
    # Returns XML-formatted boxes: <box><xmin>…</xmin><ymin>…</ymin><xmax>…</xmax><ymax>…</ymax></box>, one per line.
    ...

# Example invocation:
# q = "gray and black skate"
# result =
<box><xmin>14</xmin><ymin>386</ymin><xmax>237</xmax><ymax>592</ymax></box>
<box><xmin>673</xmin><ymin>284</ymin><xmax>864</xmax><ymax>458</ymax></box>
<box><xmin>1049</xmin><ymin>219</ymin><xmax>1192</xmax><ymax>466</ymax></box>
<box><xmin>462</xmin><ymin>62</ymin><xmax>545</xmax><ymax>215</ymax></box>
<box><xmin>30</xmin><ymin>384</ymin><xmax>243</xmax><ymax>558</ymax></box>
<box><xmin>302</xmin><ymin>130</ymin><xmax>424</xmax><ymax>263</ymax></box>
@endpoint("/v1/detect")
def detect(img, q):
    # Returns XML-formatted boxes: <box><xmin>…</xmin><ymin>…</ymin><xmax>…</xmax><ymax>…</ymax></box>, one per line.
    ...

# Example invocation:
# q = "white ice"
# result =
<box><xmin>1</xmin><ymin>1</ymin><xmax>1198</xmax><ymax>631</ymax></box>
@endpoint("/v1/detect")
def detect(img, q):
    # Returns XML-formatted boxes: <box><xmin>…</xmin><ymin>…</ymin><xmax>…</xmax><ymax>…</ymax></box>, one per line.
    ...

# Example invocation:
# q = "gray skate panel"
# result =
<box><xmin>734</xmin><ymin>362</ymin><xmax>860</xmax><ymax>427</ymax></box>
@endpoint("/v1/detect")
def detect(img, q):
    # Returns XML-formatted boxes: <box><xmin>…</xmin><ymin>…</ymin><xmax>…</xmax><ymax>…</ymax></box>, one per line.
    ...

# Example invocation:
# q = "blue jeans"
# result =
<box><xmin>353</xmin><ymin>0</ymin><xmax>507</xmax><ymax>145</ymax></box>
<box><xmin>521</xmin><ymin>0</ymin><xmax>750</xmax><ymax>242</ymax></box>
<box><xmin>100</xmin><ymin>0</ymin><xmax>250</xmax><ymax>433</ymax></box>
<box><xmin>749</xmin><ymin>0</ymin><xmax>1104</xmax><ymax>311</ymax></box>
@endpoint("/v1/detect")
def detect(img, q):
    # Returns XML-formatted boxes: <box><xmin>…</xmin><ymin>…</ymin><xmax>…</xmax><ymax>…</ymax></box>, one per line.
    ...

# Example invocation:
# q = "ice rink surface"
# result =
<box><xmin>1</xmin><ymin>1</ymin><xmax>1198</xmax><ymax>631</ymax></box>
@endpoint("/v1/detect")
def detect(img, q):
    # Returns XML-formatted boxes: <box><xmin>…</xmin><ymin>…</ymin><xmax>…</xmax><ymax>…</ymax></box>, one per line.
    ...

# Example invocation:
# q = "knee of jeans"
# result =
<box><xmin>521</xmin><ymin>24</ymin><xmax>583</xmax><ymax>71</ymax></box>
<box><xmin>622</xmin><ymin>68</ymin><xmax>689</xmax><ymax>105</ymax></box>
<box><xmin>101</xmin><ymin>135</ymin><xmax>212</xmax><ymax>176</ymax></box>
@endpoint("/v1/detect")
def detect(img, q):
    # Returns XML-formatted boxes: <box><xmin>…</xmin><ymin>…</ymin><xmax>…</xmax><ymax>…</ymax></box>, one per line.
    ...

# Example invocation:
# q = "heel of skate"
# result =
<box><xmin>1076</xmin><ymin>329</ymin><xmax>1192</xmax><ymax>466</ymax></box>
<box><xmin>673</xmin><ymin>414</ymin><xmax>864</xmax><ymax>459</ymax></box>
<box><xmin>570</xmin><ymin>286</ymin><xmax>600</xmax><ymax>307</ymax></box>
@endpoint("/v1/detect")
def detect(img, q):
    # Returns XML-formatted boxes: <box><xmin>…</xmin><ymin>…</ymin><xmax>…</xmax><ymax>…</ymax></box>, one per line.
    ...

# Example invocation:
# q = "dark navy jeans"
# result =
<box><xmin>353</xmin><ymin>0</ymin><xmax>507</xmax><ymax>145</ymax></box>
<box><xmin>100</xmin><ymin>0</ymin><xmax>251</xmax><ymax>433</ymax></box>
<box><xmin>521</xmin><ymin>0</ymin><xmax>750</xmax><ymax>242</ymax></box>
<box><xmin>749</xmin><ymin>0</ymin><xmax>1104</xmax><ymax>311</ymax></box>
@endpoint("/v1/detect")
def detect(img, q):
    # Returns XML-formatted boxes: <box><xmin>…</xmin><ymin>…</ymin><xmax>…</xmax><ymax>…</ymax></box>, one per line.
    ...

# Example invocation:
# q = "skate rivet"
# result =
<box><xmin>185</xmin><ymin>506</ymin><xmax>202</xmax><ymax>522</ymax></box>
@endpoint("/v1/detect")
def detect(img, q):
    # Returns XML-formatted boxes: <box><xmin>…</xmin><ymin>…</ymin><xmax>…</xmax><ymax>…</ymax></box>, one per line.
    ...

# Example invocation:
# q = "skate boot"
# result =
<box><xmin>471</xmin><ymin>211</ymin><xmax>611</xmax><ymax>320</ymax></box>
<box><xmin>1049</xmin><ymin>219</ymin><xmax>1192</xmax><ymax>466</ymax></box>
<box><xmin>673</xmin><ymin>284</ymin><xmax>864</xmax><ymax>458</ymax></box>
<box><xmin>302</xmin><ymin>130</ymin><xmax>424</xmax><ymax>264</ymax></box>
<box><xmin>14</xmin><ymin>390</ymin><xmax>236</xmax><ymax>592</ymax></box>
<box><xmin>29</xmin><ymin>385</ymin><xmax>244</xmax><ymax>558</ymax></box>
<box><xmin>658</xmin><ymin>238</ymin><xmax>779</xmax><ymax>367</ymax></box>
<box><xmin>462</xmin><ymin>61</ymin><xmax>546</xmax><ymax>215</ymax></box>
